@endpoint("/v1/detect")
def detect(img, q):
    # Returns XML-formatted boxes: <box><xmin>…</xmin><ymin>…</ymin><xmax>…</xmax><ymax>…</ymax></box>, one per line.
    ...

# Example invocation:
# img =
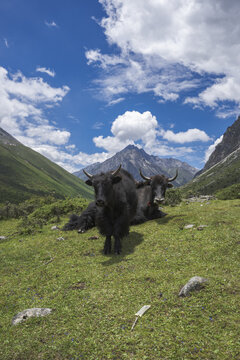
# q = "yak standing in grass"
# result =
<box><xmin>83</xmin><ymin>165</ymin><xmax>138</xmax><ymax>255</ymax></box>
<box><xmin>132</xmin><ymin>169</ymin><xmax>178</xmax><ymax>224</ymax></box>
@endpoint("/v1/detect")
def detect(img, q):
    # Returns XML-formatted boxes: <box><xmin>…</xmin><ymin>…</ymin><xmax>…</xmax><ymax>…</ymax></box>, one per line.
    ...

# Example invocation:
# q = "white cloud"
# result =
<box><xmin>4</xmin><ymin>38</ymin><xmax>9</xmax><ymax>48</ymax></box>
<box><xmin>159</xmin><ymin>128</ymin><xmax>211</xmax><ymax>144</ymax></box>
<box><xmin>107</xmin><ymin>97</ymin><xmax>125</xmax><ymax>106</ymax></box>
<box><xmin>93</xmin><ymin>110</ymin><xmax>209</xmax><ymax>159</ymax></box>
<box><xmin>36</xmin><ymin>67</ymin><xmax>56</xmax><ymax>77</ymax></box>
<box><xmin>92</xmin><ymin>122</ymin><xmax>105</xmax><ymax>130</ymax></box>
<box><xmin>25</xmin><ymin>125</ymin><xmax>70</xmax><ymax>145</ymax></box>
<box><xmin>84</xmin><ymin>0</ymin><xmax>240</xmax><ymax>115</ymax></box>
<box><xmin>0</xmin><ymin>66</ymin><xmax>75</xmax><ymax>165</ymax></box>
<box><xmin>85</xmin><ymin>49</ymin><xmax>127</xmax><ymax>68</ymax></box>
<box><xmin>65</xmin><ymin>144</ymin><xmax>76</xmax><ymax>150</ymax></box>
<box><xmin>87</xmin><ymin>51</ymin><xmax>198</xmax><ymax>103</ymax></box>
<box><xmin>93</xmin><ymin>111</ymin><xmax>158</xmax><ymax>152</ymax></box>
<box><xmin>204</xmin><ymin>135</ymin><xmax>223</xmax><ymax>162</ymax></box>
<box><xmin>45</xmin><ymin>21</ymin><xmax>58</xmax><ymax>28</ymax></box>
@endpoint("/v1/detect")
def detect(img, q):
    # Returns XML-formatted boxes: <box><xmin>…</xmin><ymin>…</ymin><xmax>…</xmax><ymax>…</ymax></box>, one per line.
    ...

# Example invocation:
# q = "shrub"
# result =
<box><xmin>215</xmin><ymin>183</ymin><xmax>240</xmax><ymax>200</ymax></box>
<box><xmin>18</xmin><ymin>196</ymin><xmax>89</xmax><ymax>234</ymax></box>
<box><xmin>164</xmin><ymin>188</ymin><xmax>182</xmax><ymax>206</ymax></box>
<box><xmin>0</xmin><ymin>196</ymin><xmax>56</xmax><ymax>220</ymax></box>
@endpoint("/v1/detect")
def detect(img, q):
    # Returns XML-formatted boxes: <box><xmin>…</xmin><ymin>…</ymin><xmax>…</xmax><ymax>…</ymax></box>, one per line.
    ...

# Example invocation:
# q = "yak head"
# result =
<box><xmin>83</xmin><ymin>165</ymin><xmax>122</xmax><ymax>208</ymax></box>
<box><xmin>139</xmin><ymin>169</ymin><xmax>178</xmax><ymax>205</ymax></box>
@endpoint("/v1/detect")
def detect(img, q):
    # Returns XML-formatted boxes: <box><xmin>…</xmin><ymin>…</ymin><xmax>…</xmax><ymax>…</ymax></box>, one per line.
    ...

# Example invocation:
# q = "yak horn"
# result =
<box><xmin>111</xmin><ymin>164</ymin><xmax>122</xmax><ymax>177</ymax></box>
<box><xmin>83</xmin><ymin>169</ymin><xmax>93</xmax><ymax>179</ymax></box>
<box><xmin>168</xmin><ymin>169</ymin><xmax>178</xmax><ymax>182</ymax></box>
<box><xmin>139</xmin><ymin>169</ymin><xmax>151</xmax><ymax>181</ymax></box>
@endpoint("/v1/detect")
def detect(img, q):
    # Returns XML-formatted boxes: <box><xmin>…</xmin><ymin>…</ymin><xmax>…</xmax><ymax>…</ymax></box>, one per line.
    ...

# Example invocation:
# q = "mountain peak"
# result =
<box><xmin>74</xmin><ymin>145</ymin><xmax>197</xmax><ymax>186</ymax></box>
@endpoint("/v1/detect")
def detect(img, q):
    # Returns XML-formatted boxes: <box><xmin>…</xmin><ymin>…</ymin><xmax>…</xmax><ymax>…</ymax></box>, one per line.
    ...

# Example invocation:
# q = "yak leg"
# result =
<box><xmin>104</xmin><ymin>235</ymin><xmax>112</xmax><ymax>254</ymax></box>
<box><xmin>114</xmin><ymin>236</ymin><xmax>122</xmax><ymax>255</ymax></box>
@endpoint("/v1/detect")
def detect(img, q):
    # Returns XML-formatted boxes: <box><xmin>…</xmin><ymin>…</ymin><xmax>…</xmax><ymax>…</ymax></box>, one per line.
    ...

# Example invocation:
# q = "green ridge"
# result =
<box><xmin>0</xmin><ymin>142</ymin><xmax>93</xmax><ymax>203</ymax></box>
<box><xmin>181</xmin><ymin>148</ymin><xmax>240</xmax><ymax>196</ymax></box>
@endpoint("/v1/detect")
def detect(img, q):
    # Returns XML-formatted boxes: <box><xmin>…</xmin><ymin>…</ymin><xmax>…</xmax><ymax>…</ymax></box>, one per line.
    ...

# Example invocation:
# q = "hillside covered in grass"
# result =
<box><xmin>0</xmin><ymin>128</ymin><xmax>93</xmax><ymax>203</ymax></box>
<box><xmin>181</xmin><ymin>147</ymin><xmax>240</xmax><ymax>197</ymax></box>
<box><xmin>0</xmin><ymin>199</ymin><xmax>239</xmax><ymax>359</ymax></box>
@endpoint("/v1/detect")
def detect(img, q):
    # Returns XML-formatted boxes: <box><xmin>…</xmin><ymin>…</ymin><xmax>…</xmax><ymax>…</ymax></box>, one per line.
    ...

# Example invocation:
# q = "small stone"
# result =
<box><xmin>0</xmin><ymin>236</ymin><xmax>7</xmax><ymax>240</ymax></box>
<box><xmin>184</xmin><ymin>224</ymin><xmax>194</xmax><ymax>229</ymax></box>
<box><xmin>12</xmin><ymin>308</ymin><xmax>52</xmax><ymax>325</ymax></box>
<box><xmin>179</xmin><ymin>276</ymin><xmax>208</xmax><ymax>297</ymax></box>
<box><xmin>56</xmin><ymin>237</ymin><xmax>65</xmax><ymax>241</ymax></box>
<box><xmin>51</xmin><ymin>226</ymin><xmax>59</xmax><ymax>230</ymax></box>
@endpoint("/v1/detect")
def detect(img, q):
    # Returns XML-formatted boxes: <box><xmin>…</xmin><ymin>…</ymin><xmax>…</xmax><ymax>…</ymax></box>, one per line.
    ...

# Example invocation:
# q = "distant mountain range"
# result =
<box><xmin>183</xmin><ymin>116</ymin><xmax>240</xmax><ymax>195</ymax></box>
<box><xmin>74</xmin><ymin>145</ymin><xmax>198</xmax><ymax>187</ymax></box>
<box><xmin>0</xmin><ymin>127</ymin><xmax>93</xmax><ymax>204</ymax></box>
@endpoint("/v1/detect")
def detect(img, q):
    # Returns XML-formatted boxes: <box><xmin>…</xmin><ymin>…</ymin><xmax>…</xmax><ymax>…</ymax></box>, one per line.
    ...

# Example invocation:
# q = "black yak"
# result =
<box><xmin>83</xmin><ymin>165</ymin><xmax>137</xmax><ymax>254</ymax></box>
<box><xmin>131</xmin><ymin>169</ymin><xmax>178</xmax><ymax>224</ymax></box>
<box><xmin>62</xmin><ymin>201</ymin><xmax>96</xmax><ymax>232</ymax></box>
<box><xmin>63</xmin><ymin>169</ymin><xmax>178</xmax><ymax>232</ymax></box>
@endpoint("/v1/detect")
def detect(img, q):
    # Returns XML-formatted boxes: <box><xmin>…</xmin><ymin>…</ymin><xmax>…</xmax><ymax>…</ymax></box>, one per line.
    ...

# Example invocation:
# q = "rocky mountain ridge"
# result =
<box><xmin>74</xmin><ymin>145</ymin><xmax>197</xmax><ymax>187</ymax></box>
<box><xmin>197</xmin><ymin>115</ymin><xmax>240</xmax><ymax>176</ymax></box>
<box><xmin>182</xmin><ymin>115</ymin><xmax>240</xmax><ymax>195</ymax></box>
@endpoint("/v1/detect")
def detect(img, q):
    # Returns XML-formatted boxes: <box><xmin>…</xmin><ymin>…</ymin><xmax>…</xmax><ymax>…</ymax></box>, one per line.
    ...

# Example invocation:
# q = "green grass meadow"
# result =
<box><xmin>0</xmin><ymin>200</ymin><xmax>240</xmax><ymax>359</ymax></box>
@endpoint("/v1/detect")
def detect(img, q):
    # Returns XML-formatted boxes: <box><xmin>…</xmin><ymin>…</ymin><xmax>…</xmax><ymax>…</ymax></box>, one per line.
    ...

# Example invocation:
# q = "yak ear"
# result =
<box><xmin>112</xmin><ymin>176</ymin><xmax>122</xmax><ymax>184</ymax></box>
<box><xmin>167</xmin><ymin>183</ymin><xmax>173</xmax><ymax>188</ymax></box>
<box><xmin>85</xmin><ymin>179</ymin><xmax>93</xmax><ymax>186</ymax></box>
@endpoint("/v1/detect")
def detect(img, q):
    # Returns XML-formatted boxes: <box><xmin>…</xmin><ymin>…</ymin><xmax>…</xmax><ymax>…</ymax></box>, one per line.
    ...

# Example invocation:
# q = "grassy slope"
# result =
<box><xmin>182</xmin><ymin>150</ymin><xmax>240</xmax><ymax>196</ymax></box>
<box><xmin>0</xmin><ymin>200</ymin><xmax>239</xmax><ymax>360</ymax></box>
<box><xmin>0</xmin><ymin>143</ymin><xmax>93</xmax><ymax>203</ymax></box>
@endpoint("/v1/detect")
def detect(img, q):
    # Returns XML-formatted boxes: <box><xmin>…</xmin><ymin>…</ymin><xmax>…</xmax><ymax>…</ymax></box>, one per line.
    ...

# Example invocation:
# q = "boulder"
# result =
<box><xmin>12</xmin><ymin>308</ymin><xmax>52</xmax><ymax>325</ymax></box>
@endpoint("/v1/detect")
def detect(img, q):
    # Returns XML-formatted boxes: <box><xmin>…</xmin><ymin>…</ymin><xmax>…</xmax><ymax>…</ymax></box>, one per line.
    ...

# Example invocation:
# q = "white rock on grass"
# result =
<box><xmin>184</xmin><ymin>224</ymin><xmax>195</xmax><ymax>229</ymax></box>
<box><xmin>179</xmin><ymin>276</ymin><xmax>208</xmax><ymax>297</ymax></box>
<box><xmin>51</xmin><ymin>225</ymin><xmax>59</xmax><ymax>230</ymax></box>
<box><xmin>0</xmin><ymin>236</ymin><xmax>7</xmax><ymax>240</ymax></box>
<box><xmin>12</xmin><ymin>308</ymin><xmax>52</xmax><ymax>325</ymax></box>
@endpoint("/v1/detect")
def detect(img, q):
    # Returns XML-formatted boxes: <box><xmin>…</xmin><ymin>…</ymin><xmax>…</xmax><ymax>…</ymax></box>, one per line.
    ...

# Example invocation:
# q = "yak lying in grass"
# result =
<box><xmin>82</xmin><ymin>165</ymin><xmax>138</xmax><ymax>254</ymax></box>
<box><xmin>63</xmin><ymin>169</ymin><xmax>178</xmax><ymax>233</ymax></box>
<box><xmin>131</xmin><ymin>169</ymin><xmax>178</xmax><ymax>224</ymax></box>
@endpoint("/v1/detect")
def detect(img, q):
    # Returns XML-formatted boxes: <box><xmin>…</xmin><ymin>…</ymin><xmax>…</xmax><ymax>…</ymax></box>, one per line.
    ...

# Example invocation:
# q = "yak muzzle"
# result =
<box><xmin>154</xmin><ymin>197</ymin><xmax>165</xmax><ymax>204</ymax></box>
<box><xmin>96</xmin><ymin>199</ymin><xmax>105</xmax><ymax>207</ymax></box>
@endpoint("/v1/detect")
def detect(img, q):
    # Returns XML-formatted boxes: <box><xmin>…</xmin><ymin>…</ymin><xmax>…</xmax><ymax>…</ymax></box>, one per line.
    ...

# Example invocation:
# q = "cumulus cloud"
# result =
<box><xmin>159</xmin><ymin>128</ymin><xmax>211</xmax><ymax>144</ymax></box>
<box><xmin>93</xmin><ymin>111</ymin><xmax>158</xmax><ymax>152</ymax></box>
<box><xmin>84</xmin><ymin>0</ymin><xmax>240</xmax><ymax>115</ymax></box>
<box><xmin>204</xmin><ymin>135</ymin><xmax>223</xmax><ymax>162</ymax></box>
<box><xmin>93</xmin><ymin>110</ymin><xmax>210</xmax><ymax>159</ymax></box>
<box><xmin>36</xmin><ymin>67</ymin><xmax>56</xmax><ymax>77</ymax></box>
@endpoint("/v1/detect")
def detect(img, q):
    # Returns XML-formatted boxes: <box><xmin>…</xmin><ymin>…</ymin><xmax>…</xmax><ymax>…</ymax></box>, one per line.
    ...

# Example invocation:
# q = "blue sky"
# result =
<box><xmin>0</xmin><ymin>0</ymin><xmax>239</xmax><ymax>172</ymax></box>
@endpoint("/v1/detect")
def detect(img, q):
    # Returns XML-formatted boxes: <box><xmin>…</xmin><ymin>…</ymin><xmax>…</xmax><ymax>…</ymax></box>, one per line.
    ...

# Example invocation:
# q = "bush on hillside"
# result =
<box><xmin>215</xmin><ymin>183</ymin><xmax>240</xmax><ymax>200</ymax></box>
<box><xmin>0</xmin><ymin>196</ymin><xmax>56</xmax><ymax>220</ymax></box>
<box><xmin>18</xmin><ymin>196</ymin><xmax>89</xmax><ymax>234</ymax></box>
<box><xmin>164</xmin><ymin>188</ymin><xmax>182</xmax><ymax>206</ymax></box>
